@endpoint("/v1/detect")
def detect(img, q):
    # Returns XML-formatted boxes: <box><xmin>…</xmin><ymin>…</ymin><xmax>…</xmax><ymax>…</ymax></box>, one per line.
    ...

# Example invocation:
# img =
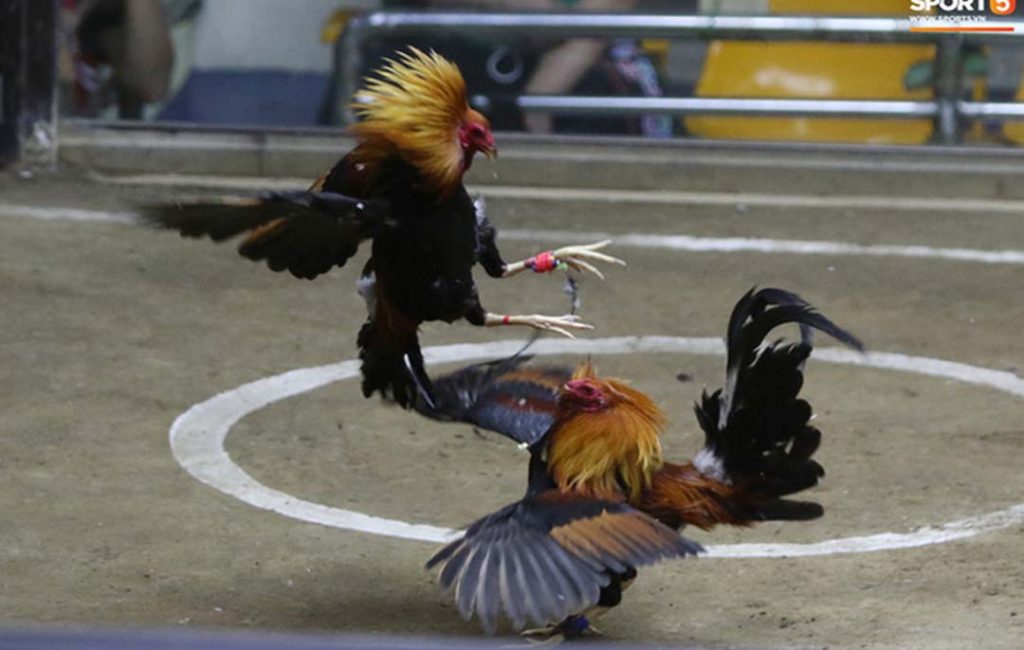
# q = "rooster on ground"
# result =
<box><xmin>142</xmin><ymin>48</ymin><xmax>622</xmax><ymax>408</ymax></box>
<box><xmin>417</xmin><ymin>287</ymin><xmax>863</xmax><ymax>637</ymax></box>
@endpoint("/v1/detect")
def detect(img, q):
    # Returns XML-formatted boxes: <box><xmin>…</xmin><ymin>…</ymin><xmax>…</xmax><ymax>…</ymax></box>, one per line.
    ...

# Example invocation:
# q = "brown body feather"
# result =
<box><xmin>641</xmin><ymin>462</ymin><xmax>749</xmax><ymax>530</ymax></box>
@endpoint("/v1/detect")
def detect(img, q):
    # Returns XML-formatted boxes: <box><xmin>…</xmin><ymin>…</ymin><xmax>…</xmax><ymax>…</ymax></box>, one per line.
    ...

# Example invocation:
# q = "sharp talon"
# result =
<box><xmin>523</xmin><ymin>615</ymin><xmax>591</xmax><ymax>642</ymax></box>
<box><xmin>572</xmin><ymin>259</ymin><xmax>603</xmax><ymax>279</ymax></box>
<box><xmin>548</xmin><ymin>241</ymin><xmax>625</xmax><ymax>276</ymax></box>
<box><xmin>521</xmin><ymin>626</ymin><xmax>557</xmax><ymax>637</ymax></box>
<box><xmin>522</xmin><ymin>635</ymin><xmax>565</xmax><ymax>646</ymax></box>
<box><xmin>584</xmin><ymin>250</ymin><xmax>625</xmax><ymax>264</ymax></box>
<box><xmin>592</xmin><ymin>253</ymin><xmax>626</xmax><ymax>266</ymax></box>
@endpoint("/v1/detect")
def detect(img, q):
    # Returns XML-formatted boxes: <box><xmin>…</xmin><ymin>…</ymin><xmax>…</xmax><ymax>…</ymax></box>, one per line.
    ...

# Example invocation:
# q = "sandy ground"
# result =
<box><xmin>2</xmin><ymin>137</ymin><xmax>1023</xmax><ymax>650</ymax></box>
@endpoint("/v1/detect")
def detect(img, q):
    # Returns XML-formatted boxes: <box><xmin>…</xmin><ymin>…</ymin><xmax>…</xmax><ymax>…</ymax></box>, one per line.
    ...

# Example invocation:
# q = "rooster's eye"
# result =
<box><xmin>562</xmin><ymin>380</ymin><xmax>607</xmax><ymax>410</ymax></box>
<box><xmin>468</xmin><ymin>124</ymin><xmax>486</xmax><ymax>140</ymax></box>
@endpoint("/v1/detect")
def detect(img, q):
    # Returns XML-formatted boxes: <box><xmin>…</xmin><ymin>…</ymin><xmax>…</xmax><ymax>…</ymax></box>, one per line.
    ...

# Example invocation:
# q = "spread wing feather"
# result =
<box><xmin>413</xmin><ymin>355</ymin><xmax>571</xmax><ymax>447</ymax></box>
<box><xmin>141</xmin><ymin>191</ymin><xmax>388</xmax><ymax>280</ymax></box>
<box><xmin>427</xmin><ymin>492</ymin><xmax>702</xmax><ymax>632</ymax></box>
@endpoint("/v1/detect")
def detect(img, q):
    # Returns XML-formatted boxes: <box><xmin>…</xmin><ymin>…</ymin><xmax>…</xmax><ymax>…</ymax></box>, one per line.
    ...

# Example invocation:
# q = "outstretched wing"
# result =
<box><xmin>427</xmin><ymin>491</ymin><xmax>702</xmax><ymax>633</ymax></box>
<box><xmin>693</xmin><ymin>287</ymin><xmax>863</xmax><ymax>503</ymax></box>
<box><xmin>413</xmin><ymin>355</ymin><xmax>571</xmax><ymax>447</ymax></box>
<box><xmin>141</xmin><ymin>191</ymin><xmax>389</xmax><ymax>280</ymax></box>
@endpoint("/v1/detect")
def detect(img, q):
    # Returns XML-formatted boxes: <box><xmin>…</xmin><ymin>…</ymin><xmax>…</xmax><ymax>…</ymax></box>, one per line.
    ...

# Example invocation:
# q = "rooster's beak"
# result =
<box><xmin>483</xmin><ymin>146</ymin><xmax>497</xmax><ymax>161</ymax></box>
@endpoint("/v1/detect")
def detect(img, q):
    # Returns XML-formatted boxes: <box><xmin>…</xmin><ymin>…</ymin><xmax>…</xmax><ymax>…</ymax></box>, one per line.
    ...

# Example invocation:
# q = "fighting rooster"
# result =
<box><xmin>142</xmin><ymin>48</ymin><xmax>622</xmax><ymax>407</ymax></box>
<box><xmin>420</xmin><ymin>288</ymin><xmax>863</xmax><ymax>637</ymax></box>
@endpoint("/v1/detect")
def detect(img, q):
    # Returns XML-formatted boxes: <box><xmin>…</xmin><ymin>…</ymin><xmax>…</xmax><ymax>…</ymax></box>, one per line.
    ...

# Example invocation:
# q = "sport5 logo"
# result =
<box><xmin>910</xmin><ymin>0</ymin><xmax>1015</xmax><ymax>12</ymax></box>
<box><xmin>992</xmin><ymin>0</ymin><xmax>1016</xmax><ymax>15</ymax></box>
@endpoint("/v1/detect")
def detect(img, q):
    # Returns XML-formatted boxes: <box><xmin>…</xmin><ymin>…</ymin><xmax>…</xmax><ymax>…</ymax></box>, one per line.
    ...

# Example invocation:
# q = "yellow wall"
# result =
<box><xmin>686</xmin><ymin>0</ymin><xmax>936</xmax><ymax>143</ymax></box>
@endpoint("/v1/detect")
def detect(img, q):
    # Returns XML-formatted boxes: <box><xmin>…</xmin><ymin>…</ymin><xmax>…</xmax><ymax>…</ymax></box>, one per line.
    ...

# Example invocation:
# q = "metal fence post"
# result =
<box><xmin>338</xmin><ymin>15</ymin><xmax>368</xmax><ymax>125</ymax></box>
<box><xmin>934</xmin><ymin>33</ymin><xmax>966</xmax><ymax>145</ymax></box>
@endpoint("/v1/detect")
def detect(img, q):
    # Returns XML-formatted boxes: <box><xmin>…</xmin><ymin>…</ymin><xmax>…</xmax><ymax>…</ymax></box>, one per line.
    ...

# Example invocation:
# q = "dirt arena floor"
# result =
<box><xmin>2</xmin><ymin>128</ymin><xmax>1023</xmax><ymax>649</ymax></box>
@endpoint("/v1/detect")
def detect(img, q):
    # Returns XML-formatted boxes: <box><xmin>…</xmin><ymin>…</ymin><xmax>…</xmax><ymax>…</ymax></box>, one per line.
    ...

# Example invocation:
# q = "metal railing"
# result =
<box><xmin>335</xmin><ymin>11</ymin><xmax>1024</xmax><ymax>144</ymax></box>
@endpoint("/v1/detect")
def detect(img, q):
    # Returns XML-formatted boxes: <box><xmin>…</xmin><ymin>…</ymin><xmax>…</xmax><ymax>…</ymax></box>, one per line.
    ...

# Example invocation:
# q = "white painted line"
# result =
<box><xmin>92</xmin><ymin>173</ymin><xmax>307</xmax><ymax>192</ymax></box>
<box><xmin>92</xmin><ymin>172</ymin><xmax>1024</xmax><ymax>214</ymax></box>
<box><xmin>62</xmin><ymin>133</ymin><xmax>265</xmax><ymax>151</ymax></box>
<box><xmin>0</xmin><ymin>203</ymin><xmax>136</xmax><ymax>224</ymax></box>
<box><xmin>479</xmin><ymin>185</ymin><xmax>1024</xmax><ymax>215</ymax></box>
<box><xmin>501</xmin><ymin>229</ymin><xmax>1024</xmax><ymax>266</ymax></box>
<box><xmin>4</xmin><ymin>202</ymin><xmax>1023</xmax><ymax>267</ymax></box>
<box><xmin>705</xmin><ymin>504</ymin><xmax>1024</xmax><ymax>559</ymax></box>
<box><xmin>169</xmin><ymin>360</ymin><xmax>457</xmax><ymax>544</ymax></box>
<box><xmin>495</xmin><ymin>148</ymin><xmax>1024</xmax><ymax>177</ymax></box>
<box><xmin>169</xmin><ymin>336</ymin><xmax>1024</xmax><ymax>557</ymax></box>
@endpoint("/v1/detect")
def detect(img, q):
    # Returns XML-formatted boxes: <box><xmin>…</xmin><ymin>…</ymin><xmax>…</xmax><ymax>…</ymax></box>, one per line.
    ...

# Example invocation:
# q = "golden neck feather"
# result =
<box><xmin>547</xmin><ymin>379</ymin><xmax>666</xmax><ymax>503</ymax></box>
<box><xmin>350</xmin><ymin>48</ymin><xmax>467</xmax><ymax>194</ymax></box>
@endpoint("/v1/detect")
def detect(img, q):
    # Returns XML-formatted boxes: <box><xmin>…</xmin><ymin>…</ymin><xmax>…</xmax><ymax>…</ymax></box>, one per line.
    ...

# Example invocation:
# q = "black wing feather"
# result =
<box><xmin>141</xmin><ymin>191</ymin><xmax>388</xmax><ymax>280</ymax></box>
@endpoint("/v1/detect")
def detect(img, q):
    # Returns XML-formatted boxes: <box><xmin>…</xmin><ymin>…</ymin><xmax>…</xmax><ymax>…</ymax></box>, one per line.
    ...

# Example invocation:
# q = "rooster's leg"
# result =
<box><xmin>521</xmin><ymin>569</ymin><xmax>633</xmax><ymax>640</ymax></box>
<box><xmin>522</xmin><ymin>610</ymin><xmax>606</xmax><ymax>643</ymax></box>
<box><xmin>502</xmin><ymin>240</ymin><xmax>625</xmax><ymax>280</ymax></box>
<box><xmin>483</xmin><ymin>312</ymin><xmax>593</xmax><ymax>340</ymax></box>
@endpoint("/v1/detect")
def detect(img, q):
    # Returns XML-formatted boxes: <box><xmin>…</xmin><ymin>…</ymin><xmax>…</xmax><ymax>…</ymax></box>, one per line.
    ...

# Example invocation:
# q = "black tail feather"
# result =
<box><xmin>695</xmin><ymin>287</ymin><xmax>862</xmax><ymax>501</ymax></box>
<box><xmin>742</xmin><ymin>499</ymin><xmax>825</xmax><ymax>522</ymax></box>
<box><xmin>357</xmin><ymin>321</ymin><xmax>433</xmax><ymax>409</ymax></box>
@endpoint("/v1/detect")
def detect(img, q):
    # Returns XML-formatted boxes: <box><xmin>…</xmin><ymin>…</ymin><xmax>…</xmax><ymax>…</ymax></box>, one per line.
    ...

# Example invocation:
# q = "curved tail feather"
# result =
<box><xmin>701</xmin><ymin>288</ymin><xmax>861</xmax><ymax>499</ymax></box>
<box><xmin>645</xmin><ymin>288</ymin><xmax>862</xmax><ymax>528</ymax></box>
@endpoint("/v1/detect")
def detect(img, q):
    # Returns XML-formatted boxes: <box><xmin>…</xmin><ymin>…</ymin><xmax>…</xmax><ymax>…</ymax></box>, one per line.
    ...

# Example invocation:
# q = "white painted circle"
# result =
<box><xmin>169</xmin><ymin>336</ymin><xmax>1024</xmax><ymax>558</ymax></box>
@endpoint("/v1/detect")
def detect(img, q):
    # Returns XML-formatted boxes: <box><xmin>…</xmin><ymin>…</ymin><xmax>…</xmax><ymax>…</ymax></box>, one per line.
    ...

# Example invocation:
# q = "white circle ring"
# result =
<box><xmin>169</xmin><ymin>336</ymin><xmax>1024</xmax><ymax>559</ymax></box>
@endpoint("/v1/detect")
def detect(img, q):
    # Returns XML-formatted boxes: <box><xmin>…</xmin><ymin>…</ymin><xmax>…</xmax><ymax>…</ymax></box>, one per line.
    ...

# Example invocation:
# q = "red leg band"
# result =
<box><xmin>502</xmin><ymin>315</ymin><xmax>511</xmax><ymax>325</ymax></box>
<box><xmin>529</xmin><ymin>250</ymin><xmax>557</xmax><ymax>273</ymax></box>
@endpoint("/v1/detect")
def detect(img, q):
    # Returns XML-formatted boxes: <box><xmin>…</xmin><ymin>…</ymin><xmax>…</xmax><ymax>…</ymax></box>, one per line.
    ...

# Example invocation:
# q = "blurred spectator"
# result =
<box><xmin>60</xmin><ymin>0</ymin><xmax>180</xmax><ymax>118</ymax></box>
<box><xmin>518</xmin><ymin>0</ymin><xmax>638</xmax><ymax>134</ymax></box>
<box><xmin>363</xmin><ymin>0</ymin><xmax>689</xmax><ymax>135</ymax></box>
<box><xmin>522</xmin><ymin>0</ymin><xmax>695</xmax><ymax>136</ymax></box>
